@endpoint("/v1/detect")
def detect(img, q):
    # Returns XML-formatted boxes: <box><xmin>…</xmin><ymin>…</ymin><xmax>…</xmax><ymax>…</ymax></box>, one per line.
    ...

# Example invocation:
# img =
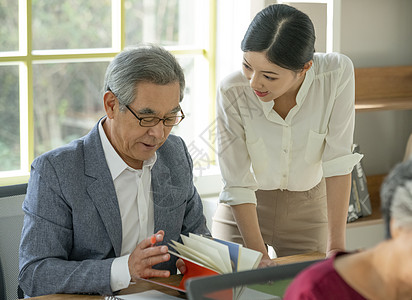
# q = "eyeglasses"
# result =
<box><xmin>125</xmin><ymin>105</ymin><xmax>185</xmax><ymax>127</ymax></box>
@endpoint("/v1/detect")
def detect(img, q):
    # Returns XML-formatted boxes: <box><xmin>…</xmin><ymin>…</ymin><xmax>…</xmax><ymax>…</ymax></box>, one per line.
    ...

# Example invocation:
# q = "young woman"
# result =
<box><xmin>212</xmin><ymin>4</ymin><xmax>362</xmax><ymax>266</ymax></box>
<box><xmin>284</xmin><ymin>159</ymin><xmax>412</xmax><ymax>299</ymax></box>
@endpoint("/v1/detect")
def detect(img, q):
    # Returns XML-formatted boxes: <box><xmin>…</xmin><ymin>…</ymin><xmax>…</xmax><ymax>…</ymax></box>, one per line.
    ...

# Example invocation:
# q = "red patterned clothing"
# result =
<box><xmin>283</xmin><ymin>252</ymin><xmax>366</xmax><ymax>300</ymax></box>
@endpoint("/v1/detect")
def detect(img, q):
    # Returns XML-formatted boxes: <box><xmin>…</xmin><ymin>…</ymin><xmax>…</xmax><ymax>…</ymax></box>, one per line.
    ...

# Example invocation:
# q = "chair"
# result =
<box><xmin>185</xmin><ymin>259</ymin><xmax>321</xmax><ymax>300</ymax></box>
<box><xmin>0</xmin><ymin>183</ymin><xmax>27</xmax><ymax>300</ymax></box>
<box><xmin>1</xmin><ymin>258</ymin><xmax>6</xmax><ymax>300</ymax></box>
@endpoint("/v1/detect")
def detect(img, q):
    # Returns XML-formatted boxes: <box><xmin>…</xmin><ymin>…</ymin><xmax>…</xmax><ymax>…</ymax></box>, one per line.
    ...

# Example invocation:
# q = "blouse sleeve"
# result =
<box><xmin>216</xmin><ymin>79</ymin><xmax>258</xmax><ymax>205</ymax></box>
<box><xmin>322</xmin><ymin>54</ymin><xmax>363</xmax><ymax>177</ymax></box>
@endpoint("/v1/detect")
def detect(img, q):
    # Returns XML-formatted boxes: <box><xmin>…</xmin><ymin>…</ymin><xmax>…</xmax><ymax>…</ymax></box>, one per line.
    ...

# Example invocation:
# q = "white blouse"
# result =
<box><xmin>217</xmin><ymin>52</ymin><xmax>363</xmax><ymax>205</ymax></box>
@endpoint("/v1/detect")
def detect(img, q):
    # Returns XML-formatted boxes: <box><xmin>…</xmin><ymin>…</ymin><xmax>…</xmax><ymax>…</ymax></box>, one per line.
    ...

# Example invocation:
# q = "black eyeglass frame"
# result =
<box><xmin>125</xmin><ymin>105</ymin><xmax>185</xmax><ymax>127</ymax></box>
<box><xmin>106</xmin><ymin>87</ymin><xmax>185</xmax><ymax>127</ymax></box>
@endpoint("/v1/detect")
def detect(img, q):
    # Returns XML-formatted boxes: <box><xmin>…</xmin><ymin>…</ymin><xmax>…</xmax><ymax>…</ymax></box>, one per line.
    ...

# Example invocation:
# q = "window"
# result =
<box><xmin>0</xmin><ymin>0</ymin><xmax>339</xmax><ymax>196</ymax></box>
<box><xmin>0</xmin><ymin>0</ymin><xmax>216</xmax><ymax>187</ymax></box>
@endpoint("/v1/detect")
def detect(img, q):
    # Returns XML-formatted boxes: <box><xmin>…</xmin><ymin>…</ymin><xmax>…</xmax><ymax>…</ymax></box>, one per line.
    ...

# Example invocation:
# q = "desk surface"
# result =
<box><xmin>28</xmin><ymin>252</ymin><xmax>325</xmax><ymax>300</ymax></box>
<box><xmin>273</xmin><ymin>251</ymin><xmax>325</xmax><ymax>265</ymax></box>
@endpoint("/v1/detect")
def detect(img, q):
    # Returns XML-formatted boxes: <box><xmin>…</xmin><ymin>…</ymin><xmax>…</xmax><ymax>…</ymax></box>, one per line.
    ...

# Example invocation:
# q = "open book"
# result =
<box><xmin>141</xmin><ymin>233</ymin><xmax>262</xmax><ymax>299</ymax></box>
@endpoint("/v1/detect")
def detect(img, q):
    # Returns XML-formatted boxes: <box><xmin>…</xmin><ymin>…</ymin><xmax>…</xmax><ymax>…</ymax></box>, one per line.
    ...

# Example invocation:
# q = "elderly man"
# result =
<box><xmin>19</xmin><ymin>45</ymin><xmax>210</xmax><ymax>297</ymax></box>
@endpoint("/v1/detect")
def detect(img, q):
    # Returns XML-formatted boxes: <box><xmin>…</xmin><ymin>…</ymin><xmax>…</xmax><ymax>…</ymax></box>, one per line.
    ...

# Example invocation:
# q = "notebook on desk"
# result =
<box><xmin>185</xmin><ymin>259</ymin><xmax>321</xmax><ymax>300</ymax></box>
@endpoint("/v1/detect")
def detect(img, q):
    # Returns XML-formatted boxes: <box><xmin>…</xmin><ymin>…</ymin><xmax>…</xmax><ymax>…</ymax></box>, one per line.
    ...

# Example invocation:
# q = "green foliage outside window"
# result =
<box><xmin>32</xmin><ymin>0</ymin><xmax>112</xmax><ymax>50</ymax></box>
<box><xmin>0</xmin><ymin>66</ymin><xmax>19</xmax><ymax>171</ymax></box>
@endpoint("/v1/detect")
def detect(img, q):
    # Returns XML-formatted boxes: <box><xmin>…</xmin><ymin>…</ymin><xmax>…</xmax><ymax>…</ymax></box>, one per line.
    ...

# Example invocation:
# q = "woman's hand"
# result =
<box><xmin>325</xmin><ymin>248</ymin><xmax>343</xmax><ymax>258</ymax></box>
<box><xmin>258</xmin><ymin>256</ymin><xmax>278</xmax><ymax>268</ymax></box>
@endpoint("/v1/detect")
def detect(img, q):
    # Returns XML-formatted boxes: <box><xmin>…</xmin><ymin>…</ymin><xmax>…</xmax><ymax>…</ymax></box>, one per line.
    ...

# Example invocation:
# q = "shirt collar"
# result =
<box><xmin>296</xmin><ymin>66</ymin><xmax>314</xmax><ymax>106</ymax></box>
<box><xmin>98</xmin><ymin>118</ymin><xmax>157</xmax><ymax>180</ymax></box>
<box><xmin>260</xmin><ymin>99</ymin><xmax>275</xmax><ymax>119</ymax></box>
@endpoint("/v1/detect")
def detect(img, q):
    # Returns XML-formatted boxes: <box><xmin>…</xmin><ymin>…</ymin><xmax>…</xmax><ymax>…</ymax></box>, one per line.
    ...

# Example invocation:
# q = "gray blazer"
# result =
<box><xmin>18</xmin><ymin>122</ymin><xmax>210</xmax><ymax>297</ymax></box>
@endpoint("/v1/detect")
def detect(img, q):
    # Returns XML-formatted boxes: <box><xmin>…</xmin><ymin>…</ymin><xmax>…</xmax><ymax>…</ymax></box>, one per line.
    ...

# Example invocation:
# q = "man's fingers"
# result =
<box><xmin>130</xmin><ymin>253</ymin><xmax>171</xmax><ymax>280</ymax></box>
<box><xmin>142</xmin><ymin>253</ymin><xmax>170</xmax><ymax>269</ymax></box>
<box><xmin>140</xmin><ymin>269</ymin><xmax>170</xmax><ymax>279</ymax></box>
<box><xmin>129</xmin><ymin>232</ymin><xmax>170</xmax><ymax>281</ymax></box>
<box><xmin>144</xmin><ymin>245</ymin><xmax>168</xmax><ymax>257</ymax></box>
<box><xmin>176</xmin><ymin>258</ymin><xmax>187</xmax><ymax>274</ymax></box>
<box><xmin>139</xmin><ymin>232</ymin><xmax>166</xmax><ymax>249</ymax></box>
<box><xmin>155</xmin><ymin>230</ymin><xmax>165</xmax><ymax>237</ymax></box>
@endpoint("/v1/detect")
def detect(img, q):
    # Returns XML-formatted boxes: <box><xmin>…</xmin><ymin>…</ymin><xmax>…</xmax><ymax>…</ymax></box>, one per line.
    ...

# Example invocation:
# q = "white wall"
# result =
<box><xmin>340</xmin><ymin>0</ymin><xmax>412</xmax><ymax>176</ymax></box>
<box><xmin>346</xmin><ymin>222</ymin><xmax>385</xmax><ymax>251</ymax></box>
<box><xmin>341</xmin><ymin>0</ymin><xmax>412</xmax><ymax>249</ymax></box>
<box><xmin>341</xmin><ymin>0</ymin><xmax>412</xmax><ymax>68</ymax></box>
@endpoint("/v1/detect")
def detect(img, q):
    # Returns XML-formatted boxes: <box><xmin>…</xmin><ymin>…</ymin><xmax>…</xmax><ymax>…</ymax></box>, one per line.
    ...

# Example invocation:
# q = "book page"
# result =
<box><xmin>185</xmin><ymin>234</ymin><xmax>232</xmax><ymax>273</ymax></box>
<box><xmin>212</xmin><ymin>237</ymin><xmax>243</xmax><ymax>272</ymax></box>
<box><xmin>237</xmin><ymin>247</ymin><xmax>263</xmax><ymax>271</ymax></box>
<box><xmin>168</xmin><ymin>241</ymin><xmax>222</xmax><ymax>273</ymax></box>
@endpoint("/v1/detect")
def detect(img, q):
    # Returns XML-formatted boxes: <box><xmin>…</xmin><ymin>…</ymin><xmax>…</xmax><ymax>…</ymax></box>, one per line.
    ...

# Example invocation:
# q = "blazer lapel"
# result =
<box><xmin>151</xmin><ymin>157</ymin><xmax>174</xmax><ymax>232</ymax></box>
<box><xmin>83</xmin><ymin>122</ymin><xmax>122</xmax><ymax>257</ymax></box>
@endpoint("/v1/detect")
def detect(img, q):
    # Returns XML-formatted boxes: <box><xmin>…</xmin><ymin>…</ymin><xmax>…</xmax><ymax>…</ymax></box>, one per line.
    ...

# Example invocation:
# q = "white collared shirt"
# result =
<box><xmin>217</xmin><ymin>52</ymin><xmax>363</xmax><ymax>205</ymax></box>
<box><xmin>98</xmin><ymin>119</ymin><xmax>156</xmax><ymax>291</ymax></box>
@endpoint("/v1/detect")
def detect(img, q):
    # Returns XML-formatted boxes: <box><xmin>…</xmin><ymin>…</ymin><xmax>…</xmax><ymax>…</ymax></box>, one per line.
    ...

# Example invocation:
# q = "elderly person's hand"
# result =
<box><xmin>128</xmin><ymin>230</ymin><xmax>171</xmax><ymax>281</ymax></box>
<box><xmin>176</xmin><ymin>258</ymin><xmax>187</xmax><ymax>274</ymax></box>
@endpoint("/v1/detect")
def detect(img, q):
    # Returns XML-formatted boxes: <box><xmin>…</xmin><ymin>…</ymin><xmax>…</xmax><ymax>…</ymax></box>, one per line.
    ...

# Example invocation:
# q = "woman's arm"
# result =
<box><xmin>231</xmin><ymin>203</ymin><xmax>275</xmax><ymax>266</ymax></box>
<box><xmin>325</xmin><ymin>173</ymin><xmax>351</xmax><ymax>257</ymax></box>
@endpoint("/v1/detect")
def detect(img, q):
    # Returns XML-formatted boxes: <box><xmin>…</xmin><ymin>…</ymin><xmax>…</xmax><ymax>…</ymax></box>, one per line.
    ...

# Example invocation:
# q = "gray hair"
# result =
<box><xmin>103</xmin><ymin>44</ymin><xmax>185</xmax><ymax>110</ymax></box>
<box><xmin>380</xmin><ymin>158</ymin><xmax>412</xmax><ymax>238</ymax></box>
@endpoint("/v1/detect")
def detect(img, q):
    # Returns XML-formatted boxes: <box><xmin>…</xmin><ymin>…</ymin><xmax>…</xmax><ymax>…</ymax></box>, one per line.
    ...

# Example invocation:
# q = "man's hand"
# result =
<box><xmin>128</xmin><ymin>230</ymin><xmax>171</xmax><ymax>281</ymax></box>
<box><xmin>176</xmin><ymin>258</ymin><xmax>187</xmax><ymax>274</ymax></box>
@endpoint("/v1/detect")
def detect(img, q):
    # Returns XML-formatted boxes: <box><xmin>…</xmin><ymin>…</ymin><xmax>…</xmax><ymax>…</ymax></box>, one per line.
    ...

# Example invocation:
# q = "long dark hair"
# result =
<box><xmin>241</xmin><ymin>4</ymin><xmax>315</xmax><ymax>71</ymax></box>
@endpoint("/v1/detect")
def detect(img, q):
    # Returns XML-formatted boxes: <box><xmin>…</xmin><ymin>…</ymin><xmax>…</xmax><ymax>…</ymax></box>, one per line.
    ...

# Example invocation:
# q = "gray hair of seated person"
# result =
<box><xmin>103</xmin><ymin>44</ymin><xmax>185</xmax><ymax>111</ymax></box>
<box><xmin>380</xmin><ymin>158</ymin><xmax>412</xmax><ymax>238</ymax></box>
